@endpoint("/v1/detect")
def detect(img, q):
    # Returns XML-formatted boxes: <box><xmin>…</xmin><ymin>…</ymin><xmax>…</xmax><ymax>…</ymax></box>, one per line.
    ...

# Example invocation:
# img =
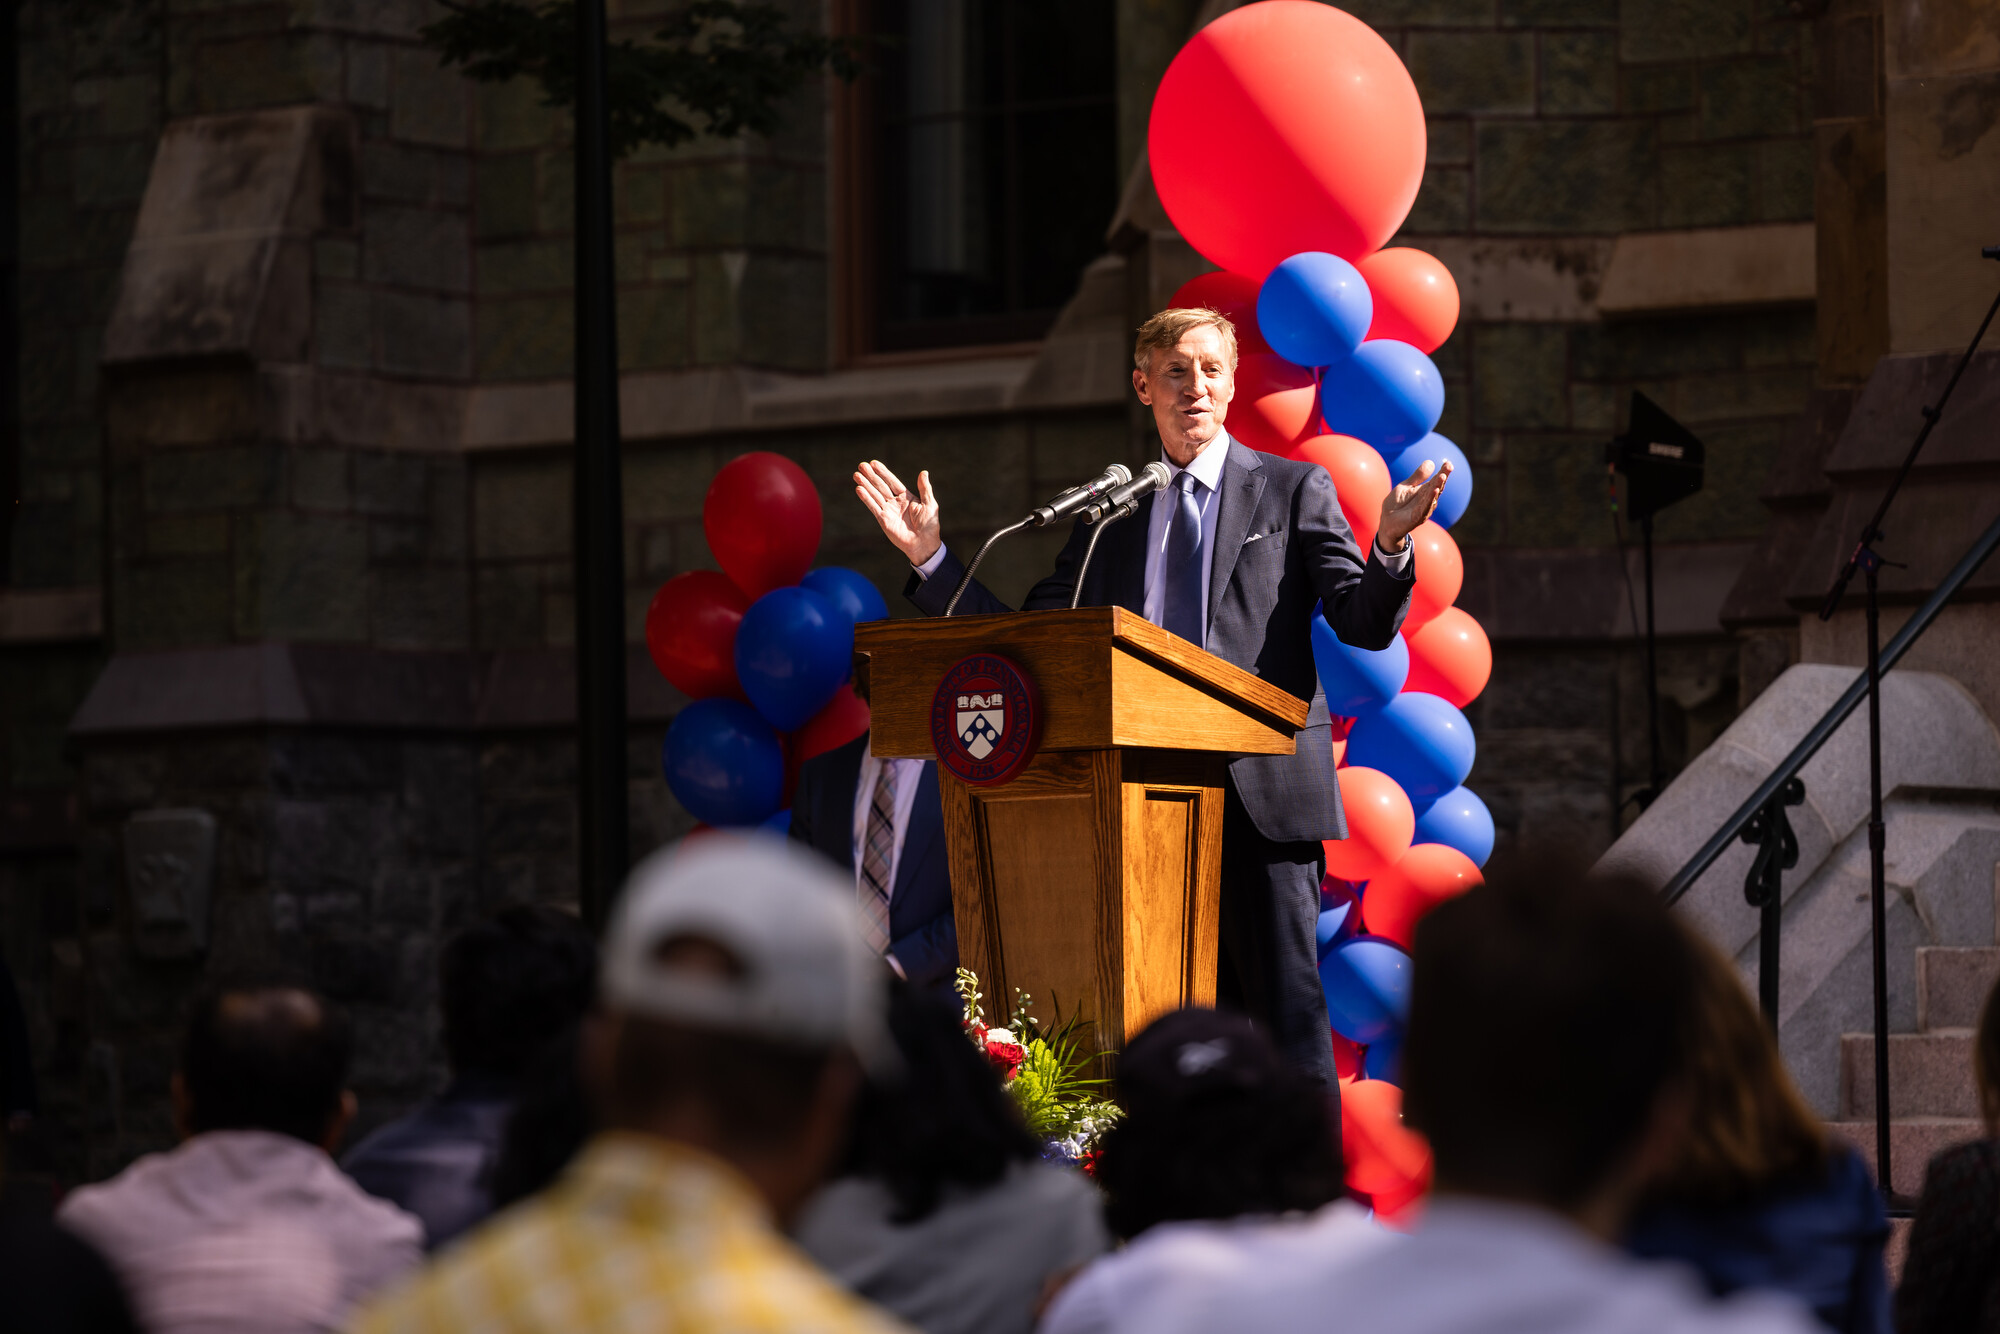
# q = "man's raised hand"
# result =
<box><xmin>855</xmin><ymin>460</ymin><xmax>942</xmax><ymax>567</ymax></box>
<box><xmin>1376</xmin><ymin>458</ymin><xmax>1453</xmax><ymax>553</ymax></box>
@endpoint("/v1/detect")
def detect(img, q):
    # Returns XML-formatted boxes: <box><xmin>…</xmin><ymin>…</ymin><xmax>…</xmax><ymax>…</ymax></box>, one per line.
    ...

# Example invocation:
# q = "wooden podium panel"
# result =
<box><xmin>854</xmin><ymin>608</ymin><xmax>1303</xmax><ymax>1056</ymax></box>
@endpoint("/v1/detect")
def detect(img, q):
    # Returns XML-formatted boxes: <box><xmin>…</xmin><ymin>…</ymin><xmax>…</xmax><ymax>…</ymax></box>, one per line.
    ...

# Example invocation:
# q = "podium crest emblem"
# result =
<box><xmin>930</xmin><ymin>653</ymin><xmax>1040</xmax><ymax>786</ymax></box>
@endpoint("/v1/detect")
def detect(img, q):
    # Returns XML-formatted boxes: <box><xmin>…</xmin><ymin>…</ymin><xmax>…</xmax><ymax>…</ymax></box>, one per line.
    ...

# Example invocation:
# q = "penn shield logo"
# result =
<box><xmin>929</xmin><ymin>654</ymin><xmax>1040</xmax><ymax>786</ymax></box>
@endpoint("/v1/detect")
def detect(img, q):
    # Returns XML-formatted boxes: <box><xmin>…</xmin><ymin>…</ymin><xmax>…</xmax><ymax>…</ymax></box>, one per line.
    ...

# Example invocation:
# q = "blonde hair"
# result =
<box><xmin>1134</xmin><ymin>306</ymin><xmax>1239</xmax><ymax>372</ymax></box>
<box><xmin>1646</xmin><ymin>924</ymin><xmax>1828</xmax><ymax>1207</ymax></box>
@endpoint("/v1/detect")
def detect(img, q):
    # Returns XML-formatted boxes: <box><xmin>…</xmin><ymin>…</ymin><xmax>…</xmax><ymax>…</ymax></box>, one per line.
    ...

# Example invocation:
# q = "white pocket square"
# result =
<box><xmin>1243</xmin><ymin>532</ymin><xmax>1265</xmax><ymax>544</ymax></box>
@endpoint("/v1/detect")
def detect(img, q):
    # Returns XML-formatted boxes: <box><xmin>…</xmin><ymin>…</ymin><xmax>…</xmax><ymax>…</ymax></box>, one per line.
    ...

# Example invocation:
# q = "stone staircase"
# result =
<box><xmin>1830</xmin><ymin>942</ymin><xmax>1999</xmax><ymax>1199</ymax></box>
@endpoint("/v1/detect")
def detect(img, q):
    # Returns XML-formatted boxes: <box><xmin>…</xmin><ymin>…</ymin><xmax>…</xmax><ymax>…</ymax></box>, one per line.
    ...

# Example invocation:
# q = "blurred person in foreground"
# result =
<box><xmin>353</xmin><ymin>834</ymin><xmax>910</xmax><ymax>1334</ymax></box>
<box><xmin>1151</xmin><ymin>855</ymin><xmax>1822</xmax><ymax>1334</ymax></box>
<box><xmin>793</xmin><ymin>982</ymin><xmax>1106</xmax><ymax>1334</ymax></box>
<box><xmin>1039</xmin><ymin>1007</ymin><xmax>1386</xmax><ymax>1334</ymax></box>
<box><xmin>59</xmin><ymin>985</ymin><xmax>422</xmax><ymax>1334</ymax></box>
<box><xmin>0</xmin><ymin>1092</ymin><xmax>140</xmax><ymax>1334</ymax></box>
<box><xmin>342</xmin><ymin>904</ymin><xmax>596</xmax><ymax>1249</ymax></box>
<box><xmin>1896</xmin><ymin>970</ymin><xmax>2000</xmax><ymax>1334</ymax></box>
<box><xmin>1623</xmin><ymin>930</ymin><xmax>1887</xmax><ymax>1333</ymax></box>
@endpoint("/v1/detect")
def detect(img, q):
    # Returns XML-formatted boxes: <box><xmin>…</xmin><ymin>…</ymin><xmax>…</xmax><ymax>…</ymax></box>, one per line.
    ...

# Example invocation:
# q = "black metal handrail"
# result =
<box><xmin>1660</xmin><ymin>505</ymin><xmax>2000</xmax><ymax>905</ymax></box>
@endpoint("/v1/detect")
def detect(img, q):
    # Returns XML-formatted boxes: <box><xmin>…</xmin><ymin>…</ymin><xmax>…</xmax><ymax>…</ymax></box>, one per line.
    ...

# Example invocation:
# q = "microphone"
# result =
<box><xmin>1084</xmin><ymin>462</ymin><xmax>1173</xmax><ymax>524</ymax></box>
<box><xmin>1028</xmin><ymin>464</ymin><xmax>1132</xmax><ymax>527</ymax></box>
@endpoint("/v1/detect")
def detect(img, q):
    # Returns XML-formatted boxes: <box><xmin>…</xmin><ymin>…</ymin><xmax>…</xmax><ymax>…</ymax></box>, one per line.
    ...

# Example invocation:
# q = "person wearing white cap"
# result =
<box><xmin>353</xmin><ymin>834</ymin><xmax>910</xmax><ymax>1334</ymax></box>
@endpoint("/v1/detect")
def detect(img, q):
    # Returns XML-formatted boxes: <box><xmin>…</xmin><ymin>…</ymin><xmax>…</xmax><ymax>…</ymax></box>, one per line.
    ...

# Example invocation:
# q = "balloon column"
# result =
<box><xmin>645</xmin><ymin>453</ymin><xmax>887</xmax><ymax>834</ymax></box>
<box><xmin>1151</xmin><ymin>0</ymin><xmax>1497</xmax><ymax>1226</ymax></box>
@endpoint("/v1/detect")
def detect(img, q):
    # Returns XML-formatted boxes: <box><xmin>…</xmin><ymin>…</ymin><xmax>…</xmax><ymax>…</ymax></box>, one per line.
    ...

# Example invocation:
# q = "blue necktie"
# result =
<box><xmin>1163</xmin><ymin>470</ymin><xmax>1205</xmax><ymax>646</ymax></box>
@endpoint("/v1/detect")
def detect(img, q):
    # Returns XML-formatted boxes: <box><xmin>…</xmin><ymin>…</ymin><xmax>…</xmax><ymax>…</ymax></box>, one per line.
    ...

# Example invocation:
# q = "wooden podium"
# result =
<box><xmin>854</xmin><ymin>607</ymin><xmax>1309</xmax><ymax>1054</ymax></box>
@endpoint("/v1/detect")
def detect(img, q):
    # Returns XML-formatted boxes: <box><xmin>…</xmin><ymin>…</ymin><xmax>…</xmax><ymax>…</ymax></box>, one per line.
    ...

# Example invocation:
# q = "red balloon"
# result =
<box><xmin>1324</xmin><ymin>766</ymin><xmax>1414</xmax><ymax>882</ymax></box>
<box><xmin>1292</xmin><ymin>433</ymin><xmax>1389</xmax><ymax>550</ymax></box>
<box><xmin>1168</xmin><ymin>271</ymin><xmax>1270</xmax><ymax>356</ymax></box>
<box><xmin>1407</xmin><ymin>521</ymin><xmax>1463</xmax><ymax>628</ymax></box>
<box><xmin>1361</xmin><ymin>844</ymin><xmax>1485</xmax><ymax>949</ymax></box>
<box><xmin>644</xmin><ymin>571</ymin><xmax>749</xmax><ymax>700</ymax></box>
<box><xmin>792</xmin><ymin>683</ymin><xmax>870</xmax><ymax>765</ymax></box>
<box><xmin>1330</xmin><ymin>713</ymin><xmax>1354</xmax><ymax>767</ymax></box>
<box><xmin>1355</xmin><ymin>248</ymin><xmax>1461</xmax><ymax>354</ymax></box>
<box><xmin>1342</xmin><ymin>1077</ymin><xmax>1432</xmax><ymax>1199</ymax></box>
<box><xmin>703</xmin><ymin>452</ymin><xmax>823</xmax><ymax>598</ymax></box>
<box><xmin>1370</xmin><ymin>1172</ymin><xmax>1432</xmax><ymax>1230</ymax></box>
<box><xmin>1331</xmin><ymin>1029</ymin><xmax>1364</xmax><ymax>1084</ymax></box>
<box><xmin>1228</xmin><ymin>353</ymin><xmax>1318</xmax><ymax>453</ymax></box>
<box><xmin>1404</xmin><ymin>607</ymin><xmax>1492</xmax><ymax>708</ymax></box>
<box><xmin>1150</xmin><ymin>2</ymin><xmax>1426</xmax><ymax>278</ymax></box>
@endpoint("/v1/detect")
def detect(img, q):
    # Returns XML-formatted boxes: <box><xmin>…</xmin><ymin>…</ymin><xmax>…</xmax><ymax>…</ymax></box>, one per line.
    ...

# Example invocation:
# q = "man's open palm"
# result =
<box><xmin>855</xmin><ymin>460</ymin><xmax>942</xmax><ymax>566</ymax></box>
<box><xmin>1378</xmin><ymin>459</ymin><xmax>1453</xmax><ymax>552</ymax></box>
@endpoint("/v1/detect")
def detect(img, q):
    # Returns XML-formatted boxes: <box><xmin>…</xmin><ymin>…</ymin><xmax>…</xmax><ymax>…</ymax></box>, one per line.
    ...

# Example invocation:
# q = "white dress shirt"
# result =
<box><xmin>913</xmin><ymin>436</ymin><xmax>1413</xmax><ymax>623</ymax></box>
<box><xmin>851</xmin><ymin>753</ymin><xmax>926</xmax><ymax>963</ymax></box>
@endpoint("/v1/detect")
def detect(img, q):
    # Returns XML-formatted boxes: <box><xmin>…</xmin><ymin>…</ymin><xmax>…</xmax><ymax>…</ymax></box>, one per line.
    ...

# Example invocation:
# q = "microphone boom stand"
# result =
<box><xmin>1818</xmin><ymin>267</ymin><xmax>2000</xmax><ymax>1205</ymax></box>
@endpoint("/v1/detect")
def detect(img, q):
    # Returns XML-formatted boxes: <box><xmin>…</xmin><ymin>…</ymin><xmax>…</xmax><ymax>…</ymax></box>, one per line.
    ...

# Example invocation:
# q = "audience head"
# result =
<box><xmin>492</xmin><ymin>1024</ymin><xmax>593</xmax><ymax>1209</ymax></box>
<box><xmin>1978</xmin><ymin>971</ymin><xmax>2000</xmax><ymax>1135</ymax></box>
<box><xmin>175</xmin><ymin>985</ymin><xmax>353</xmax><ymax>1151</ymax></box>
<box><xmin>839</xmin><ymin>981</ymin><xmax>1040</xmax><ymax>1223</ymax></box>
<box><xmin>1402</xmin><ymin>850</ymin><xmax>1697</xmax><ymax>1233</ymax></box>
<box><xmin>440</xmin><ymin>903</ymin><xmax>597</xmax><ymax>1084</ymax></box>
<box><xmin>1095</xmin><ymin>1007</ymin><xmax>1341</xmax><ymax>1240</ymax></box>
<box><xmin>1640</xmin><ymin>925</ymin><xmax>1826</xmax><ymax>1210</ymax></box>
<box><xmin>585</xmin><ymin>834</ymin><xmax>893</xmax><ymax>1220</ymax></box>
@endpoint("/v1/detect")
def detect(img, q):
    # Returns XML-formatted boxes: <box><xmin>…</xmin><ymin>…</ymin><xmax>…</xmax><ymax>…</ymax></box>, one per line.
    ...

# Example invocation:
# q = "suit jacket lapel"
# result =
<box><xmin>892</xmin><ymin>762</ymin><xmax>941</xmax><ymax>903</ymax></box>
<box><xmin>826</xmin><ymin>737</ymin><xmax>865</xmax><ymax>870</ymax></box>
<box><xmin>1207</xmin><ymin>439</ymin><xmax>1266</xmax><ymax>629</ymax></box>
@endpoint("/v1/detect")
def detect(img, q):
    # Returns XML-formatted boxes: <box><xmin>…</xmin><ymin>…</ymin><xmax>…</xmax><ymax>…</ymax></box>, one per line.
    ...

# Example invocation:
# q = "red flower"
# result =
<box><xmin>983</xmin><ymin>1038</ymin><xmax>1026</xmax><ymax>1080</ymax></box>
<box><xmin>1079</xmin><ymin>1148</ymin><xmax>1102</xmax><ymax>1178</ymax></box>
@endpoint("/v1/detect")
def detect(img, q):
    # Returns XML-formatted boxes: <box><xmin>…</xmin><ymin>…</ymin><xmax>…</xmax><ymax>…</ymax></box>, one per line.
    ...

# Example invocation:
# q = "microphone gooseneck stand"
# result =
<box><xmin>943</xmin><ymin>518</ymin><xmax>1032</xmax><ymax>618</ymax></box>
<box><xmin>1818</xmin><ymin>254</ymin><xmax>2000</xmax><ymax>1205</ymax></box>
<box><xmin>1069</xmin><ymin>503</ymin><xmax>1138</xmax><ymax>609</ymax></box>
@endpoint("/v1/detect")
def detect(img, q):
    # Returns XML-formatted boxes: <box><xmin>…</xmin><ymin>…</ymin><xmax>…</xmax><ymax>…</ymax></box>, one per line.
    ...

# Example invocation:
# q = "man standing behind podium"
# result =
<box><xmin>852</xmin><ymin>307</ymin><xmax>1451</xmax><ymax>1085</ymax></box>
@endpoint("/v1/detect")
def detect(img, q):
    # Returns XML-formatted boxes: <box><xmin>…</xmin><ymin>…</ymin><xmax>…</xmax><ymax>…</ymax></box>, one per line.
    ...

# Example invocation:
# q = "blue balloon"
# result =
<box><xmin>1258</xmin><ymin>252</ymin><xmax>1373</xmax><ymax>369</ymax></box>
<box><xmin>1319</xmin><ymin>935</ymin><xmax>1412</xmax><ymax>1045</ymax></box>
<box><xmin>1413</xmin><ymin>785</ymin><xmax>1495</xmax><ymax>868</ymax></box>
<box><xmin>1363</xmin><ymin>1028</ymin><xmax>1403</xmax><ymax>1084</ymax></box>
<box><xmin>735</xmin><ymin>586</ymin><xmax>852</xmax><ymax>731</ymax></box>
<box><xmin>1385</xmin><ymin>434</ymin><xmax>1472</xmax><ymax>530</ymax></box>
<box><xmin>801</xmin><ymin>566</ymin><xmax>889</xmax><ymax>628</ymax></box>
<box><xmin>1320</xmin><ymin>340</ymin><xmax>1444</xmax><ymax>452</ymax></box>
<box><xmin>663</xmin><ymin>699</ymin><xmax>784</xmax><ymax>827</ymax></box>
<box><xmin>1345</xmin><ymin>691</ymin><xmax>1476</xmax><ymax>807</ymax></box>
<box><xmin>1317</xmin><ymin>879</ymin><xmax>1362</xmax><ymax>960</ymax></box>
<box><xmin>1311</xmin><ymin>600</ymin><xmax>1407</xmax><ymax>714</ymax></box>
<box><xmin>761</xmin><ymin>807</ymin><xmax>793</xmax><ymax>836</ymax></box>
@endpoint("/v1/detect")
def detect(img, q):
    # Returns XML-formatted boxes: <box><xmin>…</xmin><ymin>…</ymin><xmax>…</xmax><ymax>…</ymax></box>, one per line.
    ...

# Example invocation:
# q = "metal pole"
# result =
<box><xmin>1864</xmin><ymin>553</ymin><xmax>1892</xmax><ymax>1198</ymax></box>
<box><xmin>573</xmin><ymin>0</ymin><xmax>628</xmax><ymax>929</ymax></box>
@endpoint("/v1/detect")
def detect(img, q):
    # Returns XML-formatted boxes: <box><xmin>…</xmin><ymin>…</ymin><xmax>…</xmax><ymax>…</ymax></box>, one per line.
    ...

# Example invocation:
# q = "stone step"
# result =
<box><xmin>1917</xmin><ymin>946</ymin><xmax>2000</xmax><ymax>1031</ymax></box>
<box><xmin>1840</xmin><ymin>1030</ymin><xmax>1979</xmax><ymax>1119</ymax></box>
<box><xmin>1828</xmin><ymin>1117</ymin><xmax>1984</xmax><ymax>1200</ymax></box>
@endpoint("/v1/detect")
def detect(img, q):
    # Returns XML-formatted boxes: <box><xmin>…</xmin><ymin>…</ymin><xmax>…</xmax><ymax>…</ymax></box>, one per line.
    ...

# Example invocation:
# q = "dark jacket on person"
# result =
<box><xmin>0</xmin><ymin>1205</ymin><xmax>140</xmax><ymax>1334</ymax></box>
<box><xmin>908</xmin><ymin>437</ymin><xmax>1411</xmax><ymax>842</ymax></box>
<box><xmin>341</xmin><ymin>1077</ymin><xmax>513</xmax><ymax>1251</ymax></box>
<box><xmin>1624</xmin><ymin>1143</ymin><xmax>1890</xmax><ymax>1334</ymax></box>
<box><xmin>790</xmin><ymin>734</ymin><xmax>955</xmax><ymax>989</ymax></box>
<box><xmin>1896</xmin><ymin>1137</ymin><xmax>2000</xmax><ymax>1334</ymax></box>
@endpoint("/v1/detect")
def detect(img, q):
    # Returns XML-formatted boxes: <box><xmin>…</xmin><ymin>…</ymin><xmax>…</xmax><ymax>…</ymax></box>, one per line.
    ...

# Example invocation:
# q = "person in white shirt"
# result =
<box><xmin>58</xmin><ymin>986</ymin><xmax>421</xmax><ymax>1334</ymax></box>
<box><xmin>1146</xmin><ymin>854</ymin><xmax>1825</xmax><ymax>1334</ymax></box>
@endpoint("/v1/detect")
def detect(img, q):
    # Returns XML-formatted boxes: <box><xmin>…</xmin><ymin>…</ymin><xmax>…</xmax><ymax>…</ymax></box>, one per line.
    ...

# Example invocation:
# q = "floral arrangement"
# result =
<box><xmin>955</xmin><ymin>968</ymin><xmax>1121</xmax><ymax>1171</ymax></box>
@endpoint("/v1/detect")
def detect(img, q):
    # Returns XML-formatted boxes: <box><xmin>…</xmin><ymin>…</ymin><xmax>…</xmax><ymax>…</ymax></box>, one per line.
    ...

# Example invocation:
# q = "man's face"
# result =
<box><xmin>1133</xmin><ymin>323</ymin><xmax>1236</xmax><ymax>467</ymax></box>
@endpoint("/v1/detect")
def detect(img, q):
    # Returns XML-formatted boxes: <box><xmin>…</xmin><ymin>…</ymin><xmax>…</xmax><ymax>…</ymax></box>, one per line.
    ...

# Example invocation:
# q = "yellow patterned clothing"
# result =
<box><xmin>351</xmin><ymin>1133</ymin><xmax>912</xmax><ymax>1334</ymax></box>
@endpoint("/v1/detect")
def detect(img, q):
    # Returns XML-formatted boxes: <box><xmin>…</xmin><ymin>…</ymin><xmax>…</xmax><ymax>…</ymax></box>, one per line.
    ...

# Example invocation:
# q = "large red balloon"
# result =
<box><xmin>1324</xmin><ymin>765</ymin><xmax>1414</xmax><ymax>882</ymax></box>
<box><xmin>792</xmin><ymin>683</ymin><xmax>870</xmax><ymax>765</ymax></box>
<box><xmin>703</xmin><ymin>452</ymin><xmax>823</xmax><ymax>598</ymax></box>
<box><xmin>1168</xmin><ymin>271</ymin><xmax>1270</xmax><ymax>356</ymax></box>
<box><xmin>1228</xmin><ymin>353</ymin><xmax>1318</xmax><ymax>453</ymax></box>
<box><xmin>1342</xmin><ymin>1077</ymin><xmax>1432</xmax><ymax>1199</ymax></box>
<box><xmin>644</xmin><ymin>571</ymin><xmax>749</xmax><ymax>700</ymax></box>
<box><xmin>1361</xmin><ymin>843</ymin><xmax>1484</xmax><ymax>949</ymax></box>
<box><xmin>1149</xmin><ymin>2</ymin><xmax>1426</xmax><ymax>278</ymax></box>
<box><xmin>1331</xmin><ymin>1029</ymin><xmax>1364</xmax><ymax>1084</ymax></box>
<box><xmin>1292</xmin><ymin>433</ymin><xmax>1388</xmax><ymax>550</ymax></box>
<box><xmin>1355</xmin><ymin>249</ymin><xmax>1461</xmax><ymax>354</ymax></box>
<box><xmin>1404</xmin><ymin>607</ymin><xmax>1492</xmax><ymax>708</ymax></box>
<box><xmin>1407</xmin><ymin>521</ymin><xmax>1463</xmax><ymax>627</ymax></box>
<box><xmin>1330</xmin><ymin>712</ymin><xmax>1354</xmax><ymax>767</ymax></box>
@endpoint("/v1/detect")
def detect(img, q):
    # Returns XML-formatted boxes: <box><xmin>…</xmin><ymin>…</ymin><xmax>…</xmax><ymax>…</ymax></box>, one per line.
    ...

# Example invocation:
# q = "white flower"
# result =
<box><xmin>984</xmin><ymin>1027</ymin><xmax>1017</xmax><ymax>1046</ymax></box>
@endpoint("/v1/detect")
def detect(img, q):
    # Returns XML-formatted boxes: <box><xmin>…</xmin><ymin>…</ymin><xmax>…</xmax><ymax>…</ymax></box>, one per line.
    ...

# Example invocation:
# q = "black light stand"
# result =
<box><xmin>1608</xmin><ymin>392</ymin><xmax>1705</xmax><ymax>808</ymax></box>
<box><xmin>573</xmin><ymin>0</ymin><xmax>627</xmax><ymax>930</ymax></box>
<box><xmin>1818</xmin><ymin>257</ymin><xmax>2000</xmax><ymax>1203</ymax></box>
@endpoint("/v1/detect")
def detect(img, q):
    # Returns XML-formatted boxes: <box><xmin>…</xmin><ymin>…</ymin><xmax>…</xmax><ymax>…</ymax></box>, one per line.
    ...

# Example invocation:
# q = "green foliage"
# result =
<box><xmin>420</xmin><ymin>1</ymin><xmax>863</xmax><ymax>158</ymax></box>
<box><xmin>957</xmin><ymin>968</ymin><xmax>1121</xmax><ymax>1156</ymax></box>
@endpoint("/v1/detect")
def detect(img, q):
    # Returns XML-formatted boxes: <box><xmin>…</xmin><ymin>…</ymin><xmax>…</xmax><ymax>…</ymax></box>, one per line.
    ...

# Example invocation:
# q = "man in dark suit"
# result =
<box><xmin>789</xmin><ymin>733</ymin><xmax>957</xmax><ymax>993</ymax></box>
<box><xmin>853</xmin><ymin>306</ymin><xmax>1451</xmax><ymax>1083</ymax></box>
